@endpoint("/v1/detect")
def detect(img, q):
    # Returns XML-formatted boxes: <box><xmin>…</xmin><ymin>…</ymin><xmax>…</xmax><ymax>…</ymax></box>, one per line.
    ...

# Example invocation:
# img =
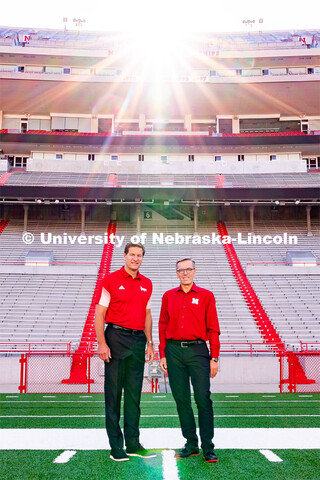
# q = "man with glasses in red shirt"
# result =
<box><xmin>95</xmin><ymin>242</ymin><xmax>155</xmax><ymax>462</ymax></box>
<box><xmin>159</xmin><ymin>258</ymin><xmax>220</xmax><ymax>463</ymax></box>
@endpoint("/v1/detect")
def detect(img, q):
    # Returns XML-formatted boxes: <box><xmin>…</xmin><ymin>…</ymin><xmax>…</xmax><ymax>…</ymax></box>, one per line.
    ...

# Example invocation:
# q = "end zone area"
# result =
<box><xmin>1</xmin><ymin>393</ymin><xmax>319</xmax><ymax>480</ymax></box>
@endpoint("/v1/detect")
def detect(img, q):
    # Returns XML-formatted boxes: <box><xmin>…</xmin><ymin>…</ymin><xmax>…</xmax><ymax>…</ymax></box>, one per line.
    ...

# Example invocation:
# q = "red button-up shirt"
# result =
<box><xmin>159</xmin><ymin>283</ymin><xmax>220</xmax><ymax>358</ymax></box>
<box><xmin>96</xmin><ymin>266</ymin><xmax>152</xmax><ymax>330</ymax></box>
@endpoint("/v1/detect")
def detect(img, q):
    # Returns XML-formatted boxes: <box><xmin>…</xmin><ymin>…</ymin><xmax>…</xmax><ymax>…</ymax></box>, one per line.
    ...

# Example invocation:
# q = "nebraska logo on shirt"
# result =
<box><xmin>140</xmin><ymin>286</ymin><xmax>147</xmax><ymax>292</ymax></box>
<box><xmin>192</xmin><ymin>298</ymin><xmax>199</xmax><ymax>305</ymax></box>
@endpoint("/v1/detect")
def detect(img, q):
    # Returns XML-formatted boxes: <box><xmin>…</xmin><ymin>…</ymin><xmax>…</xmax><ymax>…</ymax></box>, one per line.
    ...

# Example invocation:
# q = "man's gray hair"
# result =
<box><xmin>176</xmin><ymin>258</ymin><xmax>196</xmax><ymax>270</ymax></box>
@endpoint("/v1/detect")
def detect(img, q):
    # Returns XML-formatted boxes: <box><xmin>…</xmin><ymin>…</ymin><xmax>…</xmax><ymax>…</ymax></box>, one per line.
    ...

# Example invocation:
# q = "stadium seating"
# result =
<box><xmin>1</xmin><ymin>27</ymin><xmax>318</xmax><ymax>48</ymax></box>
<box><xmin>0</xmin><ymin>217</ymin><xmax>319</xmax><ymax>354</ymax></box>
<box><xmin>108</xmin><ymin>222</ymin><xmax>263</xmax><ymax>347</ymax></box>
<box><xmin>0</xmin><ymin>273</ymin><xmax>95</xmax><ymax>344</ymax></box>
<box><xmin>0</xmin><ymin>220</ymin><xmax>107</xmax><ymax>347</ymax></box>
<box><xmin>2</xmin><ymin>171</ymin><xmax>320</xmax><ymax>189</ymax></box>
<box><xmin>226</xmin><ymin>220</ymin><xmax>320</xmax><ymax>349</ymax></box>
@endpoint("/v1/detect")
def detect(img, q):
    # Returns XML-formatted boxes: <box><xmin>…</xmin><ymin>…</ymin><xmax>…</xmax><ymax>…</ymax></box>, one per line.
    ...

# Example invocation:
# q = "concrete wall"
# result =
<box><xmin>309</xmin><ymin>119</ymin><xmax>320</xmax><ymax>131</ymax></box>
<box><xmin>2</xmin><ymin>117</ymin><xmax>20</xmax><ymax>130</ymax></box>
<box><xmin>0</xmin><ymin>355</ymin><xmax>280</xmax><ymax>393</ymax></box>
<box><xmin>0</xmin><ymin>357</ymin><xmax>21</xmax><ymax>393</ymax></box>
<box><xmin>213</xmin><ymin>356</ymin><xmax>279</xmax><ymax>386</ymax></box>
<box><xmin>27</xmin><ymin>152</ymin><xmax>306</xmax><ymax>174</ymax></box>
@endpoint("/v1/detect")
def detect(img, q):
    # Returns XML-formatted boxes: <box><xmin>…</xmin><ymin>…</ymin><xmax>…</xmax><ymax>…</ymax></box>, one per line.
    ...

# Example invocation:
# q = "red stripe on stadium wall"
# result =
<box><xmin>0</xmin><ymin>172</ymin><xmax>12</xmax><ymax>185</ymax></box>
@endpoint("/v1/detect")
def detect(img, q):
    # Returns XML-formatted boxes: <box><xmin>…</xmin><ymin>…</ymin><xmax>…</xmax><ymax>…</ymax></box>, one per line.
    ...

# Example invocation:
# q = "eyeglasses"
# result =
<box><xmin>176</xmin><ymin>268</ymin><xmax>195</xmax><ymax>274</ymax></box>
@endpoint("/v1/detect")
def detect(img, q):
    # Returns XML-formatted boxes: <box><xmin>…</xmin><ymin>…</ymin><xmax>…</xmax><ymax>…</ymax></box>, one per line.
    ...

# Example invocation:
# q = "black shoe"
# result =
<box><xmin>175</xmin><ymin>444</ymin><xmax>199</xmax><ymax>458</ymax></box>
<box><xmin>126</xmin><ymin>444</ymin><xmax>156</xmax><ymax>458</ymax></box>
<box><xmin>110</xmin><ymin>448</ymin><xmax>129</xmax><ymax>462</ymax></box>
<box><xmin>203</xmin><ymin>450</ymin><xmax>218</xmax><ymax>463</ymax></box>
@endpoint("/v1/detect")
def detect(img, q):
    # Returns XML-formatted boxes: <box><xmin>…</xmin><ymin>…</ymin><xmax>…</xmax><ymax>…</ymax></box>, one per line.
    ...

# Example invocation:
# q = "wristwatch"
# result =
<box><xmin>211</xmin><ymin>357</ymin><xmax>219</xmax><ymax>363</ymax></box>
<box><xmin>147</xmin><ymin>340</ymin><xmax>153</xmax><ymax>344</ymax></box>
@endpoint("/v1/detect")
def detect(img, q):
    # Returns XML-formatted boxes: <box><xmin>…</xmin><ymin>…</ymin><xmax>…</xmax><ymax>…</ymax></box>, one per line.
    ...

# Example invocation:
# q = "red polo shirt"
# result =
<box><xmin>159</xmin><ymin>283</ymin><xmax>220</xmax><ymax>358</ymax></box>
<box><xmin>96</xmin><ymin>266</ymin><xmax>152</xmax><ymax>330</ymax></box>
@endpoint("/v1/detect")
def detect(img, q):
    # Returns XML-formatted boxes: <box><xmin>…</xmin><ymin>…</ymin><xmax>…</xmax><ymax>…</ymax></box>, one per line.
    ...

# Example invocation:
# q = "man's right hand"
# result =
<box><xmin>159</xmin><ymin>357</ymin><xmax>167</xmax><ymax>373</ymax></box>
<box><xmin>98</xmin><ymin>343</ymin><xmax>112</xmax><ymax>362</ymax></box>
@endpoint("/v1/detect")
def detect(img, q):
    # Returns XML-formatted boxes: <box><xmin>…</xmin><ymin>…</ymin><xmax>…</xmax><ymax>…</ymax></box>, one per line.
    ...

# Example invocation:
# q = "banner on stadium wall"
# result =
<box><xmin>299</xmin><ymin>36</ymin><xmax>313</xmax><ymax>45</ymax></box>
<box><xmin>18</xmin><ymin>34</ymin><xmax>31</xmax><ymax>43</ymax></box>
<box><xmin>201</xmin><ymin>50</ymin><xmax>220</xmax><ymax>57</ymax></box>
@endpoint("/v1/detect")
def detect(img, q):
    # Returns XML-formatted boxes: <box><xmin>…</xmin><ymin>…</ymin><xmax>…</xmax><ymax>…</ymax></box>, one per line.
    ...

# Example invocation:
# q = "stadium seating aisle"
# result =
<box><xmin>62</xmin><ymin>221</ymin><xmax>117</xmax><ymax>383</ymax></box>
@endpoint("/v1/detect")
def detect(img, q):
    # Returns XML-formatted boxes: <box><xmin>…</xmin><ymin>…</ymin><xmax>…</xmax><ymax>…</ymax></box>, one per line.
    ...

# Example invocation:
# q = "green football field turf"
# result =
<box><xmin>0</xmin><ymin>392</ymin><xmax>319</xmax><ymax>479</ymax></box>
<box><xmin>1</xmin><ymin>449</ymin><xmax>319</xmax><ymax>480</ymax></box>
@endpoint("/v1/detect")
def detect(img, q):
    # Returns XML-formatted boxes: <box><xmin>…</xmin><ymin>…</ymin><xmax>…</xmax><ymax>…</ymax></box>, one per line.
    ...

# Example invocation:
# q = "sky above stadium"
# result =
<box><xmin>1</xmin><ymin>0</ymin><xmax>319</xmax><ymax>33</ymax></box>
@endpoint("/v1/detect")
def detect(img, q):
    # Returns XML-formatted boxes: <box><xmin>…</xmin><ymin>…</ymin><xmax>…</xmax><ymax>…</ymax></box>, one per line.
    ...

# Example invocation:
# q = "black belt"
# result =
<box><xmin>168</xmin><ymin>339</ymin><xmax>205</xmax><ymax>348</ymax></box>
<box><xmin>108</xmin><ymin>323</ymin><xmax>144</xmax><ymax>335</ymax></box>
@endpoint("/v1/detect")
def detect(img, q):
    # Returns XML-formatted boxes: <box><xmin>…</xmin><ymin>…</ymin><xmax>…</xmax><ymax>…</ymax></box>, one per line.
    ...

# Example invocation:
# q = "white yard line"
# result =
<box><xmin>0</xmin><ymin>401</ymin><xmax>105</xmax><ymax>403</ymax></box>
<box><xmin>1</xmin><ymin>428</ymin><xmax>320</xmax><ymax>450</ymax></box>
<box><xmin>259</xmin><ymin>449</ymin><xmax>283</xmax><ymax>462</ymax></box>
<box><xmin>53</xmin><ymin>450</ymin><xmax>77</xmax><ymax>464</ymax></box>
<box><xmin>0</xmin><ymin>415</ymin><xmax>105</xmax><ymax>418</ymax></box>
<box><xmin>215</xmin><ymin>415</ymin><xmax>320</xmax><ymax>417</ymax></box>
<box><xmin>0</xmin><ymin>399</ymin><xmax>319</xmax><ymax>404</ymax></box>
<box><xmin>162</xmin><ymin>450</ymin><xmax>180</xmax><ymax>480</ymax></box>
<box><xmin>1</xmin><ymin>414</ymin><xmax>319</xmax><ymax>418</ymax></box>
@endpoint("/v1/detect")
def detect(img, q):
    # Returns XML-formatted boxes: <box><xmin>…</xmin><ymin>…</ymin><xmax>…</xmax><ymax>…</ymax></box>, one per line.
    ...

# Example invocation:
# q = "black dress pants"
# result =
<box><xmin>104</xmin><ymin>326</ymin><xmax>146</xmax><ymax>450</ymax></box>
<box><xmin>165</xmin><ymin>340</ymin><xmax>214</xmax><ymax>454</ymax></box>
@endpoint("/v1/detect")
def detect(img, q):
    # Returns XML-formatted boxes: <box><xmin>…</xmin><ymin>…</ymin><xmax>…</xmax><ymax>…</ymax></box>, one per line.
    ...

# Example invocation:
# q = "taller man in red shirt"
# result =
<box><xmin>159</xmin><ymin>258</ymin><xmax>220</xmax><ymax>463</ymax></box>
<box><xmin>95</xmin><ymin>242</ymin><xmax>155</xmax><ymax>462</ymax></box>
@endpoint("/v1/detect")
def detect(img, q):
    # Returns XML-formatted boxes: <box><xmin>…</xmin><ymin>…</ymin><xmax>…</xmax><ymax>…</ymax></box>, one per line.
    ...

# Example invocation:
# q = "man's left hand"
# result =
<box><xmin>210</xmin><ymin>360</ymin><xmax>219</xmax><ymax>378</ymax></box>
<box><xmin>146</xmin><ymin>343</ymin><xmax>154</xmax><ymax>363</ymax></box>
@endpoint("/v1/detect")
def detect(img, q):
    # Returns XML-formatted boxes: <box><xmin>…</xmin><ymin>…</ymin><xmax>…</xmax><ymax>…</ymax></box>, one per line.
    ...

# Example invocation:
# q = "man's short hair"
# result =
<box><xmin>124</xmin><ymin>242</ymin><xmax>145</xmax><ymax>256</ymax></box>
<box><xmin>176</xmin><ymin>258</ymin><xmax>195</xmax><ymax>270</ymax></box>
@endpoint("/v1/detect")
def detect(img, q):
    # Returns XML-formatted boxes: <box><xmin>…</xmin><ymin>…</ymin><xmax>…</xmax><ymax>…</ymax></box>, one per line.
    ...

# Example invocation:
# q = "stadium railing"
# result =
<box><xmin>0</xmin><ymin>342</ymin><xmax>73</xmax><ymax>354</ymax></box>
<box><xmin>279</xmin><ymin>350</ymin><xmax>320</xmax><ymax>393</ymax></box>
<box><xmin>299</xmin><ymin>342</ymin><xmax>320</xmax><ymax>352</ymax></box>
<box><xmin>2</xmin><ymin>341</ymin><xmax>319</xmax><ymax>394</ymax></box>
<box><xmin>61</xmin><ymin>221</ymin><xmax>116</xmax><ymax>384</ymax></box>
